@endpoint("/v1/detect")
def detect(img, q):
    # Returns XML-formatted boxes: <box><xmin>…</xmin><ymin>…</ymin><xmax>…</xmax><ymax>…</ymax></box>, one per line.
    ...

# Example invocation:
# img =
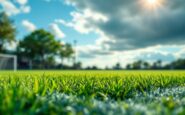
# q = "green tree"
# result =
<box><xmin>113</xmin><ymin>62</ymin><xmax>122</xmax><ymax>70</ymax></box>
<box><xmin>126</xmin><ymin>64</ymin><xmax>132</xmax><ymax>70</ymax></box>
<box><xmin>0</xmin><ymin>12</ymin><xmax>16</xmax><ymax>52</ymax></box>
<box><xmin>143</xmin><ymin>61</ymin><xmax>150</xmax><ymax>69</ymax></box>
<box><xmin>132</xmin><ymin>60</ymin><xmax>143</xmax><ymax>69</ymax></box>
<box><xmin>151</xmin><ymin>60</ymin><xmax>162</xmax><ymax>69</ymax></box>
<box><xmin>45</xmin><ymin>56</ymin><xmax>56</xmax><ymax>69</ymax></box>
<box><xmin>17</xmin><ymin>29</ymin><xmax>60</xmax><ymax>69</ymax></box>
<box><xmin>156</xmin><ymin>60</ymin><xmax>162</xmax><ymax>69</ymax></box>
<box><xmin>73</xmin><ymin>62</ymin><xmax>82</xmax><ymax>69</ymax></box>
<box><xmin>59</xmin><ymin>43</ymin><xmax>74</xmax><ymax>65</ymax></box>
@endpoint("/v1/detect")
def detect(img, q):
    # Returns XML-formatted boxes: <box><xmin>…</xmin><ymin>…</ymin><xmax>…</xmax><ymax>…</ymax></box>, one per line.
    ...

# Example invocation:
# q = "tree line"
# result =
<box><xmin>0</xmin><ymin>12</ymin><xmax>78</xmax><ymax>69</ymax></box>
<box><xmin>125</xmin><ymin>59</ymin><xmax>185</xmax><ymax>70</ymax></box>
<box><xmin>114</xmin><ymin>59</ymin><xmax>185</xmax><ymax>70</ymax></box>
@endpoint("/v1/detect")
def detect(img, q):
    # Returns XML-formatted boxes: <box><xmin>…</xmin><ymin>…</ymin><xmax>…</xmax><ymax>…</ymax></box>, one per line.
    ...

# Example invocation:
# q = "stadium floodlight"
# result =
<box><xmin>0</xmin><ymin>54</ymin><xmax>17</xmax><ymax>71</ymax></box>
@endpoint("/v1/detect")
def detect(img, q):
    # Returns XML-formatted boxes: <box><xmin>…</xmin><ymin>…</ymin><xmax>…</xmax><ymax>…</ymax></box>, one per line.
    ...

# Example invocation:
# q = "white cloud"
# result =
<box><xmin>16</xmin><ymin>0</ymin><xmax>28</xmax><ymax>5</ymax></box>
<box><xmin>55</xmin><ymin>9</ymin><xmax>108</xmax><ymax>34</ymax></box>
<box><xmin>20</xmin><ymin>5</ymin><xmax>31</xmax><ymax>13</ymax></box>
<box><xmin>49</xmin><ymin>23</ymin><xmax>66</xmax><ymax>39</ymax></box>
<box><xmin>0</xmin><ymin>0</ymin><xmax>20</xmax><ymax>16</ymax></box>
<box><xmin>22</xmin><ymin>20</ymin><xmax>36</xmax><ymax>32</ymax></box>
<box><xmin>0</xmin><ymin>0</ymin><xmax>30</xmax><ymax>16</ymax></box>
<box><xmin>175</xmin><ymin>47</ymin><xmax>185</xmax><ymax>59</ymax></box>
<box><xmin>76</xmin><ymin>45</ymin><xmax>185</xmax><ymax>68</ymax></box>
<box><xmin>4</xmin><ymin>41</ymin><xmax>18</xmax><ymax>51</ymax></box>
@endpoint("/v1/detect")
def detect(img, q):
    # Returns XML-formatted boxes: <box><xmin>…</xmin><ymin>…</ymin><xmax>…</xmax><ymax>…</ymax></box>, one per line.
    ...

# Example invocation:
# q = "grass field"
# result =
<box><xmin>0</xmin><ymin>70</ymin><xmax>185</xmax><ymax>115</ymax></box>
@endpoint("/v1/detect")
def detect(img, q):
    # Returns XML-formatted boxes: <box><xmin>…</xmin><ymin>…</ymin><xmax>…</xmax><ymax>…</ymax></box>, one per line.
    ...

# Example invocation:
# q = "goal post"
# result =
<box><xmin>0</xmin><ymin>54</ymin><xmax>17</xmax><ymax>71</ymax></box>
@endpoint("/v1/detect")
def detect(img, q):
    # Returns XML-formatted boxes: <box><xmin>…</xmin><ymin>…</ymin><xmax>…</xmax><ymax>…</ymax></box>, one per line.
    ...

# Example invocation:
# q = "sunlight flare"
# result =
<box><xmin>148</xmin><ymin>0</ymin><xmax>157</xmax><ymax>4</ymax></box>
<box><xmin>141</xmin><ymin>0</ymin><xmax>164</xmax><ymax>10</ymax></box>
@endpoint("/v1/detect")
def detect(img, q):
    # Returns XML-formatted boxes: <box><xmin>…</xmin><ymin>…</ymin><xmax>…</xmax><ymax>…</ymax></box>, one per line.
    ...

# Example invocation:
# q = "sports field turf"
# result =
<box><xmin>0</xmin><ymin>70</ymin><xmax>185</xmax><ymax>115</ymax></box>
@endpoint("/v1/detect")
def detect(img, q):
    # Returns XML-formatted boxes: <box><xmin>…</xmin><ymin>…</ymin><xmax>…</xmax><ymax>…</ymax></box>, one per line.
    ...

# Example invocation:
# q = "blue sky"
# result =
<box><xmin>1</xmin><ymin>0</ymin><xmax>185</xmax><ymax>68</ymax></box>
<box><xmin>10</xmin><ymin>0</ymin><xmax>97</xmax><ymax>45</ymax></box>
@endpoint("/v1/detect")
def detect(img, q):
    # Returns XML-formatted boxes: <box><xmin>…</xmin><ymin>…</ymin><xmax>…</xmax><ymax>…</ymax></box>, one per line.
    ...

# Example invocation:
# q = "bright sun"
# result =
<box><xmin>148</xmin><ymin>0</ymin><xmax>157</xmax><ymax>4</ymax></box>
<box><xmin>142</xmin><ymin>0</ymin><xmax>163</xmax><ymax>10</ymax></box>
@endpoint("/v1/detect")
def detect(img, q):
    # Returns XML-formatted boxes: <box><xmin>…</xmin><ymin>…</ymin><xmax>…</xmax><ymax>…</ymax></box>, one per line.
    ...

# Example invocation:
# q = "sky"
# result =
<box><xmin>0</xmin><ymin>0</ymin><xmax>185</xmax><ymax>68</ymax></box>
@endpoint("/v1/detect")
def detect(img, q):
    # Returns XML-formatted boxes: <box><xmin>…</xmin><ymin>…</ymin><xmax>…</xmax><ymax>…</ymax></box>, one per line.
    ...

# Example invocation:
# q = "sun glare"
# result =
<box><xmin>141</xmin><ymin>0</ymin><xmax>164</xmax><ymax>10</ymax></box>
<box><xmin>148</xmin><ymin>0</ymin><xmax>157</xmax><ymax>4</ymax></box>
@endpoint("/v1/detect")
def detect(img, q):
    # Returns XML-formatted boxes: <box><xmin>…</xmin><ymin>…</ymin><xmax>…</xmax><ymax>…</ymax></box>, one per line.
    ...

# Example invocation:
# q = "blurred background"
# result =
<box><xmin>0</xmin><ymin>0</ymin><xmax>185</xmax><ymax>70</ymax></box>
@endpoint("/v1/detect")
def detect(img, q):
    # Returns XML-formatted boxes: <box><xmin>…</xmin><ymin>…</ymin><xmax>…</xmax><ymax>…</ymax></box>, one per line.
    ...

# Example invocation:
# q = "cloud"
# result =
<box><xmin>16</xmin><ymin>0</ymin><xmax>28</xmax><ymax>5</ymax></box>
<box><xmin>49</xmin><ymin>23</ymin><xmax>66</xmax><ymax>39</ymax></box>
<box><xmin>77</xmin><ymin>44</ymin><xmax>112</xmax><ymax>58</ymax></box>
<box><xmin>77</xmin><ymin>45</ymin><xmax>185</xmax><ymax>68</ymax></box>
<box><xmin>0</xmin><ymin>0</ymin><xmax>30</xmax><ymax>16</ymax></box>
<box><xmin>4</xmin><ymin>41</ymin><xmax>18</xmax><ymax>51</ymax></box>
<box><xmin>133</xmin><ymin>51</ymin><xmax>176</xmax><ymax>63</ymax></box>
<box><xmin>64</xmin><ymin>0</ymin><xmax>185</xmax><ymax>51</ymax></box>
<box><xmin>176</xmin><ymin>47</ymin><xmax>185</xmax><ymax>59</ymax></box>
<box><xmin>22</xmin><ymin>20</ymin><xmax>36</xmax><ymax>32</ymax></box>
<box><xmin>0</xmin><ymin>0</ymin><xmax>20</xmax><ymax>16</ymax></box>
<box><xmin>55</xmin><ymin>9</ymin><xmax>108</xmax><ymax>34</ymax></box>
<box><xmin>20</xmin><ymin>5</ymin><xmax>31</xmax><ymax>13</ymax></box>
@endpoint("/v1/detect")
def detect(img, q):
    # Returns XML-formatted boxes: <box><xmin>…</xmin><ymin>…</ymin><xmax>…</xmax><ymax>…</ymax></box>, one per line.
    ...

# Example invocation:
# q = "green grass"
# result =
<box><xmin>0</xmin><ymin>70</ymin><xmax>185</xmax><ymax>114</ymax></box>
